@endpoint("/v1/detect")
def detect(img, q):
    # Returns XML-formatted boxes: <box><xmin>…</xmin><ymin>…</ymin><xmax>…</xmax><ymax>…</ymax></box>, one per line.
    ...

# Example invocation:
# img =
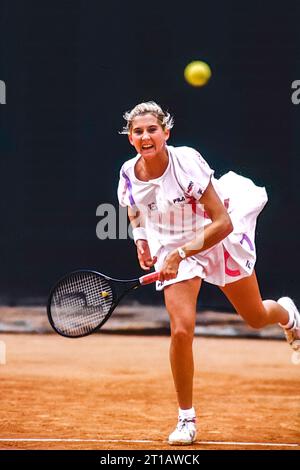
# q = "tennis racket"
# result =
<box><xmin>47</xmin><ymin>270</ymin><xmax>160</xmax><ymax>338</ymax></box>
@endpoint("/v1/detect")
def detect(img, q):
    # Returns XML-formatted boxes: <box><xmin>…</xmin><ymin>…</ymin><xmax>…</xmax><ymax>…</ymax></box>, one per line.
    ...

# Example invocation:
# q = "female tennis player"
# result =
<box><xmin>117</xmin><ymin>101</ymin><xmax>300</xmax><ymax>445</ymax></box>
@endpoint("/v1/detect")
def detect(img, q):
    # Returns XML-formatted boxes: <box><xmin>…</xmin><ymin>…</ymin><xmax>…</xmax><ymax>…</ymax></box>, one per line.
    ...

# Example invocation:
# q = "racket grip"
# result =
<box><xmin>139</xmin><ymin>271</ymin><xmax>160</xmax><ymax>285</ymax></box>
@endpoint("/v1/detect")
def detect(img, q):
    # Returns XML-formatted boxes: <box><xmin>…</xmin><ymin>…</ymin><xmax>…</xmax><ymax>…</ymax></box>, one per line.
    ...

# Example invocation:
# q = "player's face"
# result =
<box><xmin>128</xmin><ymin>114</ymin><xmax>170</xmax><ymax>160</ymax></box>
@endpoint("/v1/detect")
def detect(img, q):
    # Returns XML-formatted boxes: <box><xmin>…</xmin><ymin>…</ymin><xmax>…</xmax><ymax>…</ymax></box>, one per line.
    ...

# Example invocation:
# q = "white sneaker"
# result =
<box><xmin>168</xmin><ymin>417</ymin><xmax>197</xmax><ymax>446</ymax></box>
<box><xmin>278</xmin><ymin>297</ymin><xmax>300</xmax><ymax>352</ymax></box>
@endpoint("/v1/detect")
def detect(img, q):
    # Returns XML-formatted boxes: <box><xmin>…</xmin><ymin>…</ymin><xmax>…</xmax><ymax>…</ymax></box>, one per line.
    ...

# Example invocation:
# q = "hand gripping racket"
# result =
<box><xmin>47</xmin><ymin>270</ymin><xmax>160</xmax><ymax>338</ymax></box>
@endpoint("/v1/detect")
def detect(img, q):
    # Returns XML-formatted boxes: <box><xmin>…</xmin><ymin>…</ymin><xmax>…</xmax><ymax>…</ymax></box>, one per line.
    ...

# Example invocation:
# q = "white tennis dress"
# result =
<box><xmin>118</xmin><ymin>145</ymin><xmax>268</xmax><ymax>290</ymax></box>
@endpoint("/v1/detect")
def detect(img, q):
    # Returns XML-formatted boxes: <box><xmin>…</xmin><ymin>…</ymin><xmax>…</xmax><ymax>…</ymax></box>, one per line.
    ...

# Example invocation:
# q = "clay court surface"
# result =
<box><xmin>0</xmin><ymin>333</ymin><xmax>299</xmax><ymax>451</ymax></box>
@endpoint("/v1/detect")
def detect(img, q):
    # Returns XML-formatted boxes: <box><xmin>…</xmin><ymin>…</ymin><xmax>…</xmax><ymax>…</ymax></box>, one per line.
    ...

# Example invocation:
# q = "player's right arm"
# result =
<box><xmin>128</xmin><ymin>207</ymin><xmax>157</xmax><ymax>271</ymax></box>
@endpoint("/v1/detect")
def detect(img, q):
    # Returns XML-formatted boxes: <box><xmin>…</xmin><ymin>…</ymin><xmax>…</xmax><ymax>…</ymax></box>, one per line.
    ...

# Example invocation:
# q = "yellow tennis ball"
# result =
<box><xmin>184</xmin><ymin>61</ymin><xmax>212</xmax><ymax>87</ymax></box>
<box><xmin>101</xmin><ymin>291</ymin><xmax>109</xmax><ymax>298</ymax></box>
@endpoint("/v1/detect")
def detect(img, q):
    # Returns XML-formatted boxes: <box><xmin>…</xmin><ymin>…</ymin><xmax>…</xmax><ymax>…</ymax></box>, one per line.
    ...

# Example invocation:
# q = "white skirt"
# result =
<box><xmin>154</xmin><ymin>171</ymin><xmax>268</xmax><ymax>290</ymax></box>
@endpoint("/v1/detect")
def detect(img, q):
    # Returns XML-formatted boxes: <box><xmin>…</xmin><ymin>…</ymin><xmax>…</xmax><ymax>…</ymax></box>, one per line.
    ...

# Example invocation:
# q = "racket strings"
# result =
<box><xmin>50</xmin><ymin>273</ymin><xmax>114</xmax><ymax>336</ymax></box>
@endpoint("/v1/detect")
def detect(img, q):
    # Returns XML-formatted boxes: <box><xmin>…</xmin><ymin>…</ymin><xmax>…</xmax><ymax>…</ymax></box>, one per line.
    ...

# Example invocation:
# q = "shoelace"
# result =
<box><xmin>177</xmin><ymin>417</ymin><xmax>196</xmax><ymax>431</ymax></box>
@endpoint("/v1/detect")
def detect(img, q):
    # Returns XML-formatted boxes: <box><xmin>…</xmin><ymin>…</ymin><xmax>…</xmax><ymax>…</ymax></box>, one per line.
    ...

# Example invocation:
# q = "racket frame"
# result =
<box><xmin>47</xmin><ymin>270</ymin><xmax>156</xmax><ymax>338</ymax></box>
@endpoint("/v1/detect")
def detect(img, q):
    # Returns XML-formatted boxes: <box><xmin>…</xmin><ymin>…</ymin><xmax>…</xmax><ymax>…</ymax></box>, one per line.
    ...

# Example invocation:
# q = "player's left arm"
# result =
<box><xmin>160</xmin><ymin>181</ymin><xmax>233</xmax><ymax>281</ymax></box>
<box><xmin>182</xmin><ymin>180</ymin><xmax>233</xmax><ymax>256</ymax></box>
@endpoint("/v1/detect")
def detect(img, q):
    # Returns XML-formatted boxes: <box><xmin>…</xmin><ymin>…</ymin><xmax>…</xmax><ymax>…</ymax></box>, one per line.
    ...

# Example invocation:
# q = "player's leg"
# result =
<box><xmin>219</xmin><ymin>271</ymin><xmax>300</xmax><ymax>350</ymax></box>
<box><xmin>164</xmin><ymin>276</ymin><xmax>201</xmax><ymax>445</ymax></box>
<box><xmin>164</xmin><ymin>277</ymin><xmax>201</xmax><ymax>408</ymax></box>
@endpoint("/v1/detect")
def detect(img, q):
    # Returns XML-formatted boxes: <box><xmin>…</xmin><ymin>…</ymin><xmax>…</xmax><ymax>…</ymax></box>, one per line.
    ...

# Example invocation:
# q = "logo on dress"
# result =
<box><xmin>157</xmin><ymin>280</ymin><xmax>164</xmax><ymax>288</ymax></box>
<box><xmin>246</xmin><ymin>260</ymin><xmax>253</xmax><ymax>270</ymax></box>
<box><xmin>173</xmin><ymin>196</ymin><xmax>186</xmax><ymax>204</ymax></box>
<box><xmin>186</xmin><ymin>181</ymin><xmax>194</xmax><ymax>195</ymax></box>
<box><xmin>148</xmin><ymin>202</ymin><xmax>158</xmax><ymax>211</ymax></box>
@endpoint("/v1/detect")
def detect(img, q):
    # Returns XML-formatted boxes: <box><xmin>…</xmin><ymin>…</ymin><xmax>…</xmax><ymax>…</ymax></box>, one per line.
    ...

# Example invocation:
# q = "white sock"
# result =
<box><xmin>279</xmin><ymin>307</ymin><xmax>294</xmax><ymax>329</ymax></box>
<box><xmin>179</xmin><ymin>407</ymin><xmax>196</xmax><ymax>420</ymax></box>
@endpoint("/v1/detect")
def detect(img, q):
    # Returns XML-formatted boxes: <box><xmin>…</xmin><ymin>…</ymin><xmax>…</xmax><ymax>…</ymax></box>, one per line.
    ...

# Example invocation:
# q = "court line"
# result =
<box><xmin>0</xmin><ymin>438</ymin><xmax>298</xmax><ymax>447</ymax></box>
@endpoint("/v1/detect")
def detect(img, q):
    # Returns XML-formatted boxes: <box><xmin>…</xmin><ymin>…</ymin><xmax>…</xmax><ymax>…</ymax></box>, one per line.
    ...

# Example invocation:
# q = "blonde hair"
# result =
<box><xmin>120</xmin><ymin>101</ymin><xmax>174</xmax><ymax>134</ymax></box>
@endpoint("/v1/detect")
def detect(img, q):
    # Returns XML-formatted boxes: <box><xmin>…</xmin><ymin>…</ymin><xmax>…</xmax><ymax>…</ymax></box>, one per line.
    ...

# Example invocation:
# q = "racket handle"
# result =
<box><xmin>139</xmin><ymin>271</ymin><xmax>160</xmax><ymax>285</ymax></box>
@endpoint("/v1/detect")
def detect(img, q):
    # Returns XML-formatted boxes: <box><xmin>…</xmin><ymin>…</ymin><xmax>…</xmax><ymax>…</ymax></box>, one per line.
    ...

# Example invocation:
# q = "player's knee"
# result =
<box><xmin>171</xmin><ymin>326</ymin><xmax>194</xmax><ymax>344</ymax></box>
